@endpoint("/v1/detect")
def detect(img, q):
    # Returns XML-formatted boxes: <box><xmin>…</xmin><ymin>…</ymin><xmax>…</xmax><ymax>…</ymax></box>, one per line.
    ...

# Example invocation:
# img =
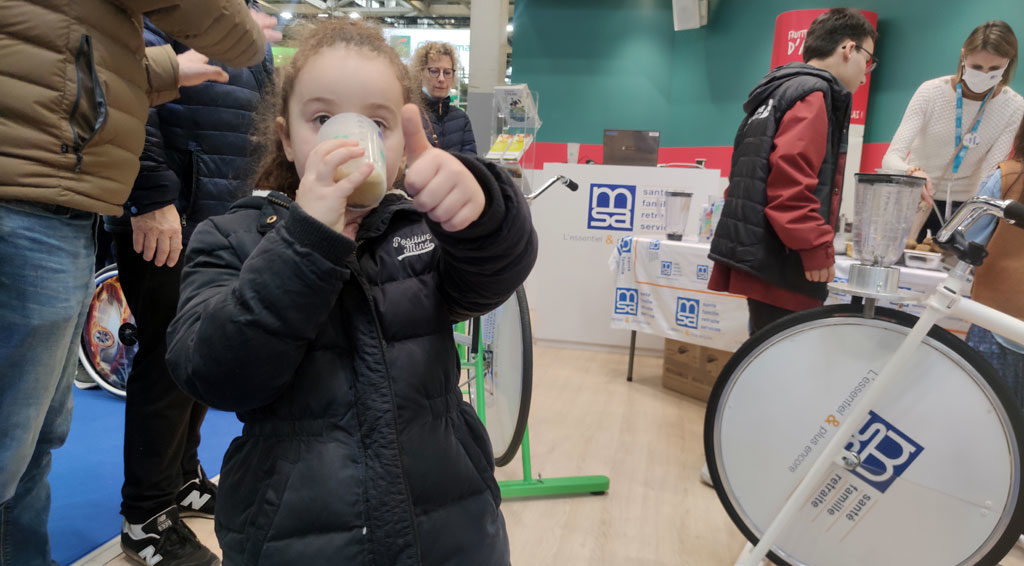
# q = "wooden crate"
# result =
<box><xmin>662</xmin><ymin>339</ymin><xmax>732</xmax><ymax>403</ymax></box>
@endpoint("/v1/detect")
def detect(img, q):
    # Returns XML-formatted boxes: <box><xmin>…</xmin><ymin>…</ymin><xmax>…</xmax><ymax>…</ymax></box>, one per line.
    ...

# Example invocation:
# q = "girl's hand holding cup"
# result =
<box><xmin>294</xmin><ymin>138</ymin><xmax>374</xmax><ymax>235</ymax></box>
<box><xmin>401</xmin><ymin>104</ymin><xmax>485</xmax><ymax>232</ymax></box>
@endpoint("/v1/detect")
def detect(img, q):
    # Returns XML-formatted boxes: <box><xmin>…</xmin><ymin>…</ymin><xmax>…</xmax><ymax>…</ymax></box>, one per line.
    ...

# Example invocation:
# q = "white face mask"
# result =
<box><xmin>962</xmin><ymin>64</ymin><xmax>1005</xmax><ymax>93</ymax></box>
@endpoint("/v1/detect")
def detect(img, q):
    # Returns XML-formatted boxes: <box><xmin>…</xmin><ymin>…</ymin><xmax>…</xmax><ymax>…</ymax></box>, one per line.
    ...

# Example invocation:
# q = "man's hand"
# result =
<box><xmin>804</xmin><ymin>265</ymin><xmax>835</xmax><ymax>283</ymax></box>
<box><xmin>176</xmin><ymin>50</ymin><xmax>229</xmax><ymax>87</ymax></box>
<box><xmin>250</xmin><ymin>10</ymin><xmax>283</xmax><ymax>43</ymax></box>
<box><xmin>130</xmin><ymin>204</ymin><xmax>183</xmax><ymax>268</ymax></box>
<box><xmin>401</xmin><ymin>104</ymin><xmax>485</xmax><ymax>232</ymax></box>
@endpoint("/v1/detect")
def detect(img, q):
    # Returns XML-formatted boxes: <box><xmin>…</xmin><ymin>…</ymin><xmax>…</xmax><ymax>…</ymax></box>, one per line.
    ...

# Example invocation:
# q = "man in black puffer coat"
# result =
<box><xmin>166</xmin><ymin>152</ymin><xmax>534</xmax><ymax>564</ymax></box>
<box><xmin>101</xmin><ymin>6</ymin><xmax>275</xmax><ymax>563</ymax></box>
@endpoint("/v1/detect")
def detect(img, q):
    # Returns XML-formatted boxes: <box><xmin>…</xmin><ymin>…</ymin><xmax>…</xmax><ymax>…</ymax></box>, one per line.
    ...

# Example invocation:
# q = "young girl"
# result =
<box><xmin>166</xmin><ymin>20</ymin><xmax>534</xmax><ymax>565</ymax></box>
<box><xmin>964</xmin><ymin>118</ymin><xmax>1024</xmax><ymax>411</ymax></box>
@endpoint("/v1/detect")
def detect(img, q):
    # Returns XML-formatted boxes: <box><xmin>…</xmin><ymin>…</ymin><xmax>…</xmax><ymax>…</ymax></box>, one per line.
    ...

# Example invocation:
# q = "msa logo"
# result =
<box><xmin>696</xmin><ymin>264</ymin><xmax>710</xmax><ymax>281</ymax></box>
<box><xmin>844</xmin><ymin>411</ymin><xmax>924</xmax><ymax>493</ymax></box>
<box><xmin>588</xmin><ymin>184</ymin><xmax>636</xmax><ymax>231</ymax></box>
<box><xmin>660</xmin><ymin>260</ymin><xmax>673</xmax><ymax>276</ymax></box>
<box><xmin>180</xmin><ymin>489</ymin><xmax>212</xmax><ymax>511</ymax></box>
<box><xmin>675</xmin><ymin>297</ymin><xmax>699</xmax><ymax>329</ymax></box>
<box><xmin>614</xmin><ymin>287</ymin><xmax>639</xmax><ymax>315</ymax></box>
<box><xmin>617</xmin><ymin>236</ymin><xmax>633</xmax><ymax>255</ymax></box>
<box><xmin>751</xmin><ymin>98</ymin><xmax>774</xmax><ymax>120</ymax></box>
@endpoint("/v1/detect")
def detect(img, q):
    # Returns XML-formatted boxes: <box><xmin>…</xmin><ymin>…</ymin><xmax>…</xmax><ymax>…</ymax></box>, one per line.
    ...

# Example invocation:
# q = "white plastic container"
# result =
<box><xmin>316</xmin><ymin>113</ymin><xmax>388</xmax><ymax>208</ymax></box>
<box><xmin>903</xmin><ymin>249</ymin><xmax>943</xmax><ymax>270</ymax></box>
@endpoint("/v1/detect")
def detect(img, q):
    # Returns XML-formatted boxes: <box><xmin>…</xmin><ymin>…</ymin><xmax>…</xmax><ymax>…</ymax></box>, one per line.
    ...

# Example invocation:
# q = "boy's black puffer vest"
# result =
<box><xmin>709</xmin><ymin>63</ymin><xmax>852</xmax><ymax>300</ymax></box>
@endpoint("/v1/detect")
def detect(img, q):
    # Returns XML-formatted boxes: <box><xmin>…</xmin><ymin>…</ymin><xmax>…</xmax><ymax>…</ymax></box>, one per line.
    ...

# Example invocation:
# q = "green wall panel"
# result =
<box><xmin>511</xmin><ymin>0</ymin><xmax>1024</xmax><ymax>146</ymax></box>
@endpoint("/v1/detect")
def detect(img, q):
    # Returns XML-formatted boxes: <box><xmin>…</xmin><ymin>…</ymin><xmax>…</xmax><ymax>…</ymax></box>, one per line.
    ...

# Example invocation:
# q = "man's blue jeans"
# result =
<box><xmin>0</xmin><ymin>200</ymin><xmax>95</xmax><ymax>566</ymax></box>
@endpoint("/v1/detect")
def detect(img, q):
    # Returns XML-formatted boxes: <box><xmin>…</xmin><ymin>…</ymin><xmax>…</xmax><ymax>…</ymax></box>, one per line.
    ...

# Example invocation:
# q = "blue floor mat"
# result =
<box><xmin>48</xmin><ymin>387</ymin><xmax>242</xmax><ymax>565</ymax></box>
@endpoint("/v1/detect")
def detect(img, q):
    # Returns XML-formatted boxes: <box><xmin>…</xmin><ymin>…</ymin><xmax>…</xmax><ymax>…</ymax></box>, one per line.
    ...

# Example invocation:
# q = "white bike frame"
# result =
<box><xmin>739</xmin><ymin>197</ymin><xmax>1024</xmax><ymax>566</ymax></box>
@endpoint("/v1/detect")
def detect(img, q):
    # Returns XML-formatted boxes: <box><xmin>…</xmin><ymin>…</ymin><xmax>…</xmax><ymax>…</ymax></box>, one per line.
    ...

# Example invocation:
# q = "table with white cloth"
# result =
<box><xmin>609</xmin><ymin>236</ymin><xmax>970</xmax><ymax>380</ymax></box>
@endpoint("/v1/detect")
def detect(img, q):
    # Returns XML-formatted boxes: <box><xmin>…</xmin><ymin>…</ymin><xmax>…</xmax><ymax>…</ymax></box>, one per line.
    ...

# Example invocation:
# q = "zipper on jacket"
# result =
<box><xmin>68</xmin><ymin>34</ymin><xmax>108</xmax><ymax>172</ymax></box>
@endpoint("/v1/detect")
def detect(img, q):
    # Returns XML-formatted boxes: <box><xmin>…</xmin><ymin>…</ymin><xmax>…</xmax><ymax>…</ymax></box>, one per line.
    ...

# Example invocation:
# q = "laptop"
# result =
<box><xmin>603</xmin><ymin>129</ymin><xmax>661</xmax><ymax>166</ymax></box>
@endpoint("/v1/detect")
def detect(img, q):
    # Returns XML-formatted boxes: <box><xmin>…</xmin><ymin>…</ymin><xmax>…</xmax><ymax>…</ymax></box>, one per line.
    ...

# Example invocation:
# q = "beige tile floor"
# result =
<box><xmin>75</xmin><ymin>345</ymin><xmax>1024</xmax><ymax>565</ymax></box>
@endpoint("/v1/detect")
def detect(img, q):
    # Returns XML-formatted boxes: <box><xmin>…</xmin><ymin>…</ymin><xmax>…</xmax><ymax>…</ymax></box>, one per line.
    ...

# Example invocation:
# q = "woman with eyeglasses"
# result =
<box><xmin>882</xmin><ymin>20</ymin><xmax>1024</xmax><ymax>242</ymax></box>
<box><xmin>411</xmin><ymin>41</ymin><xmax>478</xmax><ymax>154</ymax></box>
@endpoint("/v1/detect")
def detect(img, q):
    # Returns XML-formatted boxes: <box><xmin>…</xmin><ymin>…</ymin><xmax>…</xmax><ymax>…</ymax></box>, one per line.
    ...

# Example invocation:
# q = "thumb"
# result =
<box><xmin>401</xmin><ymin>104</ymin><xmax>431</xmax><ymax>164</ymax></box>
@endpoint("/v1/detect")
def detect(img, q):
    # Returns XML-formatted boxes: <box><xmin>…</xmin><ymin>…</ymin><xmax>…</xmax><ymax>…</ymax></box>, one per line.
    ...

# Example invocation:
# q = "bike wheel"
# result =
<box><xmin>77</xmin><ymin>264</ymin><xmax>137</xmax><ymax>398</ymax></box>
<box><xmin>705</xmin><ymin>304</ymin><xmax>1024</xmax><ymax>566</ymax></box>
<box><xmin>475</xmin><ymin>286</ymin><xmax>533</xmax><ymax>467</ymax></box>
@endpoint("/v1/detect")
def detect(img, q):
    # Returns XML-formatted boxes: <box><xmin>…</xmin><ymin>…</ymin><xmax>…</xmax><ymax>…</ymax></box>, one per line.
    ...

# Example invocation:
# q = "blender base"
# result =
<box><xmin>827</xmin><ymin>264</ymin><xmax>922</xmax><ymax>303</ymax></box>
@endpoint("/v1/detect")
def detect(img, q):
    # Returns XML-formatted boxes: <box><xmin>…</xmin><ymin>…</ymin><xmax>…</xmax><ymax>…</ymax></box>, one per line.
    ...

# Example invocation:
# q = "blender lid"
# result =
<box><xmin>854</xmin><ymin>172</ymin><xmax>927</xmax><ymax>186</ymax></box>
<box><xmin>666</xmin><ymin>190</ymin><xmax>693</xmax><ymax>196</ymax></box>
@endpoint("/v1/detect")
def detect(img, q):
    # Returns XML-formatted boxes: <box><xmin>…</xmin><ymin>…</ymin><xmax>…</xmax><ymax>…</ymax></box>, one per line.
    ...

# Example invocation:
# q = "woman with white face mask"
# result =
<box><xmin>883</xmin><ymin>20</ymin><xmax>1023</xmax><ymax>242</ymax></box>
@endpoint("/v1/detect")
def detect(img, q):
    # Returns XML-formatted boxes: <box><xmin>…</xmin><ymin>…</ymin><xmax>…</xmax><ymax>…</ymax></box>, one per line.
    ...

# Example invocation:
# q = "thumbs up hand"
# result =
<box><xmin>401</xmin><ymin>104</ymin><xmax>485</xmax><ymax>232</ymax></box>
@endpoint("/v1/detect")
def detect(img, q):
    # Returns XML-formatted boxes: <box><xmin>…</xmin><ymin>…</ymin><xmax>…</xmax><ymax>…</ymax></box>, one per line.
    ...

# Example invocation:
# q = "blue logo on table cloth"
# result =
<box><xmin>588</xmin><ymin>184</ymin><xmax>636</xmax><ymax>231</ymax></box>
<box><xmin>614</xmin><ymin>288</ymin><xmax>639</xmax><ymax>315</ymax></box>
<box><xmin>696</xmin><ymin>264</ymin><xmax>710</xmax><ymax>281</ymax></box>
<box><xmin>661</xmin><ymin>261</ymin><xmax>673</xmax><ymax>276</ymax></box>
<box><xmin>844</xmin><ymin>411</ymin><xmax>924</xmax><ymax>493</ymax></box>
<box><xmin>617</xmin><ymin>236</ymin><xmax>633</xmax><ymax>255</ymax></box>
<box><xmin>675</xmin><ymin>297</ymin><xmax>699</xmax><ymax>328</ymax></box>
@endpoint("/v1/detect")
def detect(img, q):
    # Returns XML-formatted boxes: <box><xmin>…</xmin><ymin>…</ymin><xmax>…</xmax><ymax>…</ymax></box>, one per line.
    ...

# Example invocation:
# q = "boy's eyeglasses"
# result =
<box><xmin>855</xmin><ymin>44</ymin><xmax>878</xmax><ymax>73</ymax></box>
<box><xmin>427</xmin><ymin>67</ymin><xmax>455</xmax><ymax>79</ymax></box>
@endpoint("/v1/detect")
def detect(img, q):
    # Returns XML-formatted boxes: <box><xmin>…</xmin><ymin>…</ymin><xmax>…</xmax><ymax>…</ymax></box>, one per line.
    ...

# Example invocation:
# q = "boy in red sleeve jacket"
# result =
<box><xmin>708</xmin><ymin>7</ymin><xmax>876</xmax><ymax>332</ymax></box>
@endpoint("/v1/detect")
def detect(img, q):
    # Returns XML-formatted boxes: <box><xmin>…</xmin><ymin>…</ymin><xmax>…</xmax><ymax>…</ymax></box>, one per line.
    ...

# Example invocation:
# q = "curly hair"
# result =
<box><xmin>409</xmin><ymin>41</ymin><xmax>461</xmax><ymax>80</ymax></box>
<box><xmin>250</xmin><ymin>19</ymin><xmax>417</xmax><ymax>198</ymax></box>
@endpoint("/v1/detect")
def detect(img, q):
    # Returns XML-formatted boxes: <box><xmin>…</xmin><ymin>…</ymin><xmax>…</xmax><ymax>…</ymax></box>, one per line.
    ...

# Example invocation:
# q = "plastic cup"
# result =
<box><xmin>316</xmin><ymin>113</ymin><xmax>388</xmax><ymax>209</ymax></box>
<box><xmin>665</xmin><ymin>191</ymin><xmax>693</xmax><ymax>241</ymax></box>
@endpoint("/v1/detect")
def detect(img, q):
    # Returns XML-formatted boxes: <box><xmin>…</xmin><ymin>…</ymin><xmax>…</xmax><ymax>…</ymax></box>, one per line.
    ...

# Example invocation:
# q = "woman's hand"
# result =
<box><xmin>401</xmin><ymin>104</ymin><xmax>485</xmax><ymax>232</ymax></box>
<box><xmin>294</xmin><ymin>138</ymin><xmax>373</xmax><ymax>234</ymax></box>
<box><xmin>909</xmin><ymin>167</ymin><xmax>934</xmax><ymax>204</ymax></box>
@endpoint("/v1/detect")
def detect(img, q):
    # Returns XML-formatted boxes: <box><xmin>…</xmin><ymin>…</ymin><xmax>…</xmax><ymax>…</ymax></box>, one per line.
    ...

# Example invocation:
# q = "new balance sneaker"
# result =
<box><xmin>176</xmin><ymin>466</ymin><xmax>217</xmax><ymax>519</ymax></box>
<box><xmin>121</xmin><ymin>506</ymin><xmax>219</xmax><ymax>566</ymax></box>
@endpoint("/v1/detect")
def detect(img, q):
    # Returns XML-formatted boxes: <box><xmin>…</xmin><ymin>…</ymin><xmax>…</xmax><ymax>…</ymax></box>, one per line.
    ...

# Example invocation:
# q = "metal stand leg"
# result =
<box><xmin>627</xmin><ymin>330</ymin><xmax>637</xmax><ymax>382</ymax></box>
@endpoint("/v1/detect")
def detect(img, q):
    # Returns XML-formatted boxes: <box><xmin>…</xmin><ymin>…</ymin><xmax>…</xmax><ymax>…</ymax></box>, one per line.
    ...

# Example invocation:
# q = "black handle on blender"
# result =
<box><xmin>564</xmin><ymin>179</ymin><xmax>579</xmax><ymax>191</ymax></box>
<box><xmin>1004</xmin><ymin>201</ymin><xmax>1024</xmax><ymax>228</ymax></box>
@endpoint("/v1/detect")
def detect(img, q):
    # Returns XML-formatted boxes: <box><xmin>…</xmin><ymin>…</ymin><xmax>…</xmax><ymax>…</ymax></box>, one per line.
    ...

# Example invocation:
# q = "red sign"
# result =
<box><xmin>770</xmin><ymin>9</ymin><xmax>878</xmax><ymax>126</ymax></box>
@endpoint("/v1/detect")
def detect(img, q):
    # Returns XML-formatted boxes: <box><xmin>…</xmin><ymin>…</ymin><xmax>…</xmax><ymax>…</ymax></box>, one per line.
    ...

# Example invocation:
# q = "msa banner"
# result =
<box><xmin>609</xmin><ymin>236</ymin><xmax>750</xmax><ymax>351</ymax></box>
<box><xmin>609</xmin><ymin>237</ymin><xmax>967</xmax><ymax>353</ymax></box>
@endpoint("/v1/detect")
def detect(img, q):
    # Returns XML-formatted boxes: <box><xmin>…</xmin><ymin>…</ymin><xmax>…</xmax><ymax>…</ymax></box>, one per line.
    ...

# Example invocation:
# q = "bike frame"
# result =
<box><xmin>739</xmin><ymin>198</ymin><xmax>1024</xmax><ymax>565</ymax></box>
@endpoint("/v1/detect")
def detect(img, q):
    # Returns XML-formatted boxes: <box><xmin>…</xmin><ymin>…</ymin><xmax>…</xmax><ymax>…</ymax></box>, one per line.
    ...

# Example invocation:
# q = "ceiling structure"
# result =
<box><xmin>257</xmin><ymin>0</ymin><xmax>513</xmax><ymax>28</ymax></box>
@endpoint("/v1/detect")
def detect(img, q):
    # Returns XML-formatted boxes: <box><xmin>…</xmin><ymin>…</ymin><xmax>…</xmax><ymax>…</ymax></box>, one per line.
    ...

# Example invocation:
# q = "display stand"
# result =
<box><xmin>486</xmin><ymin>84</ymin><xmax>541</xmax><ymax>195</ymax></box>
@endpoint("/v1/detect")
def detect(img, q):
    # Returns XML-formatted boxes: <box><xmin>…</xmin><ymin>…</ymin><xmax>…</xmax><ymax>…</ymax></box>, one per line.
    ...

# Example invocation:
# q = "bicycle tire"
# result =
<box><xmin>477</xmin><ymin>286</ymin><xmax>533</xmax><ymax>467</ymax></box>
<box><xmin>77</xmin><ymin>264</ymin><xmax>136</xmax><ymax>398</ymax></box>
<box><xmin>705</xmin><ymin>304</ymin><xmax>1024</xmax><ymax>566</ymax></box>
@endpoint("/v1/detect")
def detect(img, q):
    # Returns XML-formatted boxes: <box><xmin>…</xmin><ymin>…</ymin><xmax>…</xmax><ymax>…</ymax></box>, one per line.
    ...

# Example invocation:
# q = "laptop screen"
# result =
<box><xmin>603</xmin><ymin>130</ymin><xmax>661</xmax><ymax>166</ymax></box>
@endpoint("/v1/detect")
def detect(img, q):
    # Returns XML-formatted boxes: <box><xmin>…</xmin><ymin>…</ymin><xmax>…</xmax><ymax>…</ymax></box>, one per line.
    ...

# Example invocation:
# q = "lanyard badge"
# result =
<box><xmin>953</xmin><ymin>83</ymin><xmax>994</xmax><ymax>173</ymax></box>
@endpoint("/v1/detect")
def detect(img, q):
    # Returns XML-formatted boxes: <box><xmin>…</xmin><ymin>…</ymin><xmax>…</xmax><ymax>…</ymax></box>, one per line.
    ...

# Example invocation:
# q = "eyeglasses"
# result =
<box><xmin>427</xmin><ymin>67</ymin><xmax>455</xmax><ymax>79</ymax></box>
<box><xmin>855</xmin><ymin>44</ymin><xmax>878</xmax><ymax>73</ymax></box>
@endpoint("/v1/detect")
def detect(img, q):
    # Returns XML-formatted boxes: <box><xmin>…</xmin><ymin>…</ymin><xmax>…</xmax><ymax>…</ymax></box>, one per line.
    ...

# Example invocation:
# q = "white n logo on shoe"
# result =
<box><xmin>180</xmin><ymin>489</ymin><xmax>212</xmax><ymax>511</ymax></box>
<box><xmin>138</xmin><ymin>545</ymin><xmax>163</xmax><ymax>565</ymax></box>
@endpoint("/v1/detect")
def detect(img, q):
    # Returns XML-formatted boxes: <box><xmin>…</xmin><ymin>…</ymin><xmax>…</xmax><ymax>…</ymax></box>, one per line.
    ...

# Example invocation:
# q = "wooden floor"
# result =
<box><xmin>77</xmin><ymin>345</ymin><xmax>1024</xmax><ymax>566</ymax></box>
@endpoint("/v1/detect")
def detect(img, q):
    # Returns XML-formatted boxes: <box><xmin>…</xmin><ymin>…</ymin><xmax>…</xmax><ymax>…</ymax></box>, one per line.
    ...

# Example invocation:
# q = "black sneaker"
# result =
<box><xmin>121</xmin><ymin>506</ymin><xmax>219</xmax><ymax>566</ymax></box>
<box><xmin>176</xmin><ymin>466</ymin><xmax>217</xmax><ymax>519</ymax></box>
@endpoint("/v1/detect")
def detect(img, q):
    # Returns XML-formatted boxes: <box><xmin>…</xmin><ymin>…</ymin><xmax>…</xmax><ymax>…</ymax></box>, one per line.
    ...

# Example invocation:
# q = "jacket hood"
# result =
<box><xmin>743</xmin><ymin>63</ymin><xmax>849</xmax><ymax>115</ymax></box>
